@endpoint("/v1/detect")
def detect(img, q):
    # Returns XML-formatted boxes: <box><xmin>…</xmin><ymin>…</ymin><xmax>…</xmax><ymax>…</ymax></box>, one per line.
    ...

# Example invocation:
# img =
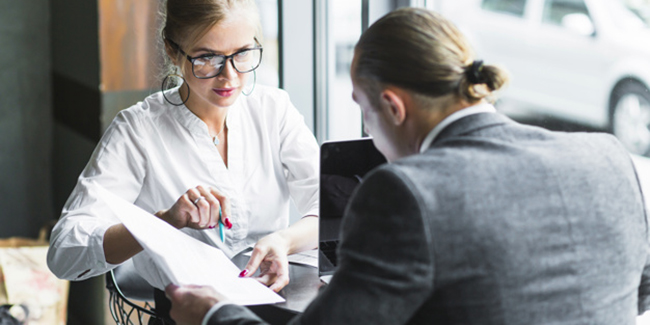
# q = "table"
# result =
<box><xmin>110</xmin><ymin>252</ymin><xmax>324</xmax><ymax>325</ymax></box>
<box><xmin>231</xmin><ymin>253</ymin><xmax>324</xmax><ymax>324</ymax></box>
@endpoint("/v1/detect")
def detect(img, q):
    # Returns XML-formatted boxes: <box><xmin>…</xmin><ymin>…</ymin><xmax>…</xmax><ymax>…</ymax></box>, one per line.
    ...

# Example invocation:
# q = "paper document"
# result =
<box><xmin>288</xmin><ymin>249</ymin><xmax>318</xmax><ymax>268</ymax></box>
<box><xmin>320</xmin><ymin>275</ymin><xmax>333</xmax><ymax>284</ymax></box>
<box><xmin>95</xmin><ymin>185</ymin><xmax>285</xmax><ymax>306</ymax></box>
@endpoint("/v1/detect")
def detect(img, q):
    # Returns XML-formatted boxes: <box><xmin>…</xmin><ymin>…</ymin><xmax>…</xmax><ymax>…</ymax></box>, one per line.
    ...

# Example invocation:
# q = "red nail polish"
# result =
<box><xmin>225</xmin><ymin>218</ymin><xmax>233</xmax><ymax>229</ymax></box>
<box><xmin>239</xmin><ymin>269</ymin><xmax>248</xmax><ymax>277</ymax></box>
<box><xmin>208</xmin><ymin>225</ymin><xmax>215</xmax><ymax>229</ymax></box>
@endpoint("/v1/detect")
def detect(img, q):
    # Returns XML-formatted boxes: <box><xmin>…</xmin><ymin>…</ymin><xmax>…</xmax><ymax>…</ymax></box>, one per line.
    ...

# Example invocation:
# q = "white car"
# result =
<box><xmin>439</xmin><ymin>0</ymin><xmax>650</xmax><ymax>155</ymax></box>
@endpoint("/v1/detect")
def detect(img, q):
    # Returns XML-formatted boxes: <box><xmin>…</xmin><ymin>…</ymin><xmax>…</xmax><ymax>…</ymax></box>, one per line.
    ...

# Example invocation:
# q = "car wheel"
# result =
<box><xmin>610</xmin><ymin>81</ymin><xmax>650</xmax><ymax>156</ymax></box>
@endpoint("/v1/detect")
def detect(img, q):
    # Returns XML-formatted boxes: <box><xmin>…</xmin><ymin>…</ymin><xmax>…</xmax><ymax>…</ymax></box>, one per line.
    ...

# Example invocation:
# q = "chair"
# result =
<box><xmin>105</xmin><ymin>259</ymin><xmax>173</xmax><ymax>325</ymax></box>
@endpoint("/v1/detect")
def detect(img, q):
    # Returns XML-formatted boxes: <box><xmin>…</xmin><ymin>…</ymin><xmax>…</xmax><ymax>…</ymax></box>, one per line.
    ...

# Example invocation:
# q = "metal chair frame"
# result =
<box><xmin>106</xmin><ymin>269</ymin><xmax>167</xmax><ymax>325</ymax></box>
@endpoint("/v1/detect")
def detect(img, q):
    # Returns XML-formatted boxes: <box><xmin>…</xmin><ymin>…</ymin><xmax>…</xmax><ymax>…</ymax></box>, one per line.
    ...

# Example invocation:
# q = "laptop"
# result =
<box><xmin>318</xmin><ymin>138</ymin><xmax>386</xmax><ymax>283</ymax></box>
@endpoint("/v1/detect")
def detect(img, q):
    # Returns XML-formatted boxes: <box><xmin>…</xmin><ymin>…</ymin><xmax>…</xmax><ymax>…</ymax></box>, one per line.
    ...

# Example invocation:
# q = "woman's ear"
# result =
<box><xmin>379</xmin><ymin>88</ymin><xmax>407</xmax><ymax>126</ymax></box>
<box><xmin>164</xmin><ymin>42</ymin><xmax>179</xmax><ymax>67</ymax></box>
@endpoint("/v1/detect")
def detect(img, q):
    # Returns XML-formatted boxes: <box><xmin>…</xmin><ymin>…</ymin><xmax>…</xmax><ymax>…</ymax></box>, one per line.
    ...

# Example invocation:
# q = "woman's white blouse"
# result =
<box><xmin>47</xmin><ymin>86</ymin><xmax>320</xmax><ymax>282</ymax></box>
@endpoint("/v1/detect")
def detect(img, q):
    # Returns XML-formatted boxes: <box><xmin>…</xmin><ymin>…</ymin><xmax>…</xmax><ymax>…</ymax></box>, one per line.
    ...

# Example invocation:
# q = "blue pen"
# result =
<box><xmin>218</xmin><ymin>207</ymin><xmax>225</xmax><ymax>242</ymax></box>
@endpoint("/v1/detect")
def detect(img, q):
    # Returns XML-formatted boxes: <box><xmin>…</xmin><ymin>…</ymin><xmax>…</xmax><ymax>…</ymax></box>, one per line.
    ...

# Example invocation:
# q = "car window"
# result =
<box><xmin>603</xmin><ymin>0</ymin><xmax>647</xmax><ymax>30</ymax></box>
<box><xmin>542</xmin><ymin>0</ymin><xmax>590</xmax><ymax>26</ymax></box>
<box><xmin>481</xmin><ymin>0</ymin><xmax>527</xmax><ymax>17</ymax></box>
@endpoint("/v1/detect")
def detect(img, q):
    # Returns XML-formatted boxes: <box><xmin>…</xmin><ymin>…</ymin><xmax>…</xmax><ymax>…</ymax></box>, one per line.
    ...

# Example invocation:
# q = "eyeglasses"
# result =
<box><xmin>168</xmin><ymin>39</ymin><xmax>263</xmax><ymax>79</ymax></box>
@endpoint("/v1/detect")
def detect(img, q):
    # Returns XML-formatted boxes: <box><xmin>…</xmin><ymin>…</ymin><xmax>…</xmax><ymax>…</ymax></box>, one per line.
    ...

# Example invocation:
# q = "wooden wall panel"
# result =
<box><xmin>99</xmin><ymin>0</ymin><xmax>163</xmax><ymax>92</ymax></box>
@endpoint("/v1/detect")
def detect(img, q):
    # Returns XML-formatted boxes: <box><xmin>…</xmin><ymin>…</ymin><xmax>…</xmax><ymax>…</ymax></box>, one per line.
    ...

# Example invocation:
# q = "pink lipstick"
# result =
<box><xmin>213</xmin><ymin>88</ymin><xmax>236</xmax><ymax>97</ymax></box>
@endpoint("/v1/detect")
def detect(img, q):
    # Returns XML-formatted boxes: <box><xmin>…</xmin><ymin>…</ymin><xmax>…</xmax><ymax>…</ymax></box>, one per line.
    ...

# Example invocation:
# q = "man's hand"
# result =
<box><xmin>165</xmin><ymin>284</ymin><xmax>228</xmax><ymax>325</ymax></box>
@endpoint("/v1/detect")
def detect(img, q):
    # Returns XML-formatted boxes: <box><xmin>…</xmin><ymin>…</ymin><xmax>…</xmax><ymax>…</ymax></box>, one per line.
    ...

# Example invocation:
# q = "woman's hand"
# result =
<box><xmin>165</xmin><ymin>284</ymin><xmax>228</xmax><ymax>325</ymax></box>
<box><xmin>156</xmin><ymin>186</ymin><xmax>232</xmax><ymax>230</ymax></box>
<box><xmin>240</xmin><ymin>233</ymin><xmax>291</xmax><ymax>292</ymax></box>
<box><xmin>239</xmin><ymin>216</ymin><xmax>319</xmax><ymax>292</ymax></box>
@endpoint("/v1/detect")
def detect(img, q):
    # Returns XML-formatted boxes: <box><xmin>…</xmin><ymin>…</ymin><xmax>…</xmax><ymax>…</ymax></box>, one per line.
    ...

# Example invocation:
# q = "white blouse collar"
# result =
<box><xmin>165</xmin><ymin>87</ymin><xmax>241</xmax><ymax>138</ymax></box>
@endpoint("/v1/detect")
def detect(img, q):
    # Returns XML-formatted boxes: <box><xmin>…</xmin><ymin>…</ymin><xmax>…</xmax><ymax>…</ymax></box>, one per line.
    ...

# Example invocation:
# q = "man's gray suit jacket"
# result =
<box><xmin>209</xmin><ymin>113</ymin><xmax>650</xmax><ymax>324</ymax></box>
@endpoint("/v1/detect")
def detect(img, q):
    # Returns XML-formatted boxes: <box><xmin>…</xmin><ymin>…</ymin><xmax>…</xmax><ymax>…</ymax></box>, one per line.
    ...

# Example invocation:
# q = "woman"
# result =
<box><xmin>47</xmin><ymin>0</ymin><xmax>319</xmax><ymax>292</ymax></box>
<box><xmin>165</xmin><ymin>7</ymin><xmax>649</xmax><ymax>325</ymax></box>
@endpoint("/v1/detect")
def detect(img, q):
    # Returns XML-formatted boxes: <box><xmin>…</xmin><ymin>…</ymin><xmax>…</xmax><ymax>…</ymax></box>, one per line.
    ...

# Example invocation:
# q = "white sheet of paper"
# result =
<box><xmin>95</xmin><ymin>185</ymin><xmax>285</xmax><ymax>306</ymax></box>
<box><xmin>287</xmin><ymin>249</ymin><xmax>319</xmax><ymax>268</ymax></box>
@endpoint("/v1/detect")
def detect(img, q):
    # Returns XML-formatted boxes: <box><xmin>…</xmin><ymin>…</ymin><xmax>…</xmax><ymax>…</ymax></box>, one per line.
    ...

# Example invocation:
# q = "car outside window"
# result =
<box><xmin>542</xmin><ymin>0</ymin><xmax>590</xmax><ymax>26</ymax></box>
<box><xmin>481</xmin><ymin>0</ymin><xmax>527</xmax><ymax>17</ymax></box>
<box><xmin>603</xmin><ymin>0</ymin><xmax>647</xmax><ymax>30</ymax></box>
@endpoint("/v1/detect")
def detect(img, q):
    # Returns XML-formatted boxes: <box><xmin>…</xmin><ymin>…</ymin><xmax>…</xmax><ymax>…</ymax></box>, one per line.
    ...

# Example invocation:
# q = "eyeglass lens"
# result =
<box><xmin>192</xmin><ymin>48</ymin><xmax>262</xmax><ymax>78</ymax></box>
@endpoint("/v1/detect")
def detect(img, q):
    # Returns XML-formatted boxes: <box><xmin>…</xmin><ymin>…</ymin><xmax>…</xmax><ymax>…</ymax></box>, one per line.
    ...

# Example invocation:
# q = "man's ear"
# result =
<box><xmin>379</xmin><ymin>88</ymin><xmax>407</xmax><ymax>126</ymax></box>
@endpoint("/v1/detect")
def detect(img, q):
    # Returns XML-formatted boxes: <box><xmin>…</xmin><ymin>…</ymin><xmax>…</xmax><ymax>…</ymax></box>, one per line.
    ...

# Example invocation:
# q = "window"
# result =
<box><xmin>542</xmin><ymin>0</ymin><xmax>590</xmax><ymax>27</ymax></box>
<box><xmin>602</xmin><ymin>0</ymin><xmax>645</xmax><ymax>30</ymax></box>
<box><xmin>324</xmin><ymin>0</ymin><xmax>364</xmax><ymax>141</ymax></box>
<box><xmin>481</xmin><ymin>0</ymin><xmax>527</xmax><ymax>17</ymax></box>
<box><xmin>255</xmin><ymin>0</ymin><xmax>279</xmax><ymax>88</ymax></box>
<box><xmin>314</xmin><ymin>0</ymin><xmax>396</xmax><ymax>142</ymax></box>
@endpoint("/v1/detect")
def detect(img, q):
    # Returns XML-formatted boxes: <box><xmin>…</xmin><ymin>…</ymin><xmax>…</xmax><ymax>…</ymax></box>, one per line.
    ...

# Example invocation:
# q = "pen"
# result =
<box><xmin>218</xmin><ymin>207</ymin><xmax>225</xmax><ymax>242</ymax></box>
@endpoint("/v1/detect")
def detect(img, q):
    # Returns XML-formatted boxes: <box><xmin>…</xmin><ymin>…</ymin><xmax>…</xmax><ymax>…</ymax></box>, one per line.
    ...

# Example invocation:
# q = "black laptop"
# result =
<box><xmin>318</xmin><ymin>138</ymin><xmax>386</xmax><ymax>281</ymax></box>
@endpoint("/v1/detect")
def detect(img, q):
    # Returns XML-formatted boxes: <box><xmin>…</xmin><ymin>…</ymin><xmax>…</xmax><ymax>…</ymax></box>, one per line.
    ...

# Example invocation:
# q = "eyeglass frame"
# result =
<box><xmin>167</xmin><ymin>38</ymin><xmax>264</xmax><ymax>79</ymax></box>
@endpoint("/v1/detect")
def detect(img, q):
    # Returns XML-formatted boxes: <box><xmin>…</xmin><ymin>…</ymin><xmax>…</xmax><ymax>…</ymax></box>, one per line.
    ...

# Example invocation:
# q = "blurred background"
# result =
<box><xmin>1</xmin><ymin>0</ymin><xmax>649</xmax><ymax>323</ymax></box>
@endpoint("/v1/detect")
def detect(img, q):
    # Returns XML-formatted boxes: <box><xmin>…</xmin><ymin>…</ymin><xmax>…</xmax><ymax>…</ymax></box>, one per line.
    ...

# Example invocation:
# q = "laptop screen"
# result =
<box><xmin>318</xmin><ymin>138</ymin><xmax>386</xmax><ymax>276</ymax></box>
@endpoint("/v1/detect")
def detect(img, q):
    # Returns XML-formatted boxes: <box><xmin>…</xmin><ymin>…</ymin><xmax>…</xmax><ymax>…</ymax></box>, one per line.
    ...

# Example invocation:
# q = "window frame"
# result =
<box><xmin>481</xmin><ymin>0</ymin><xmax>528</xmax><ymax>17</ymax></box>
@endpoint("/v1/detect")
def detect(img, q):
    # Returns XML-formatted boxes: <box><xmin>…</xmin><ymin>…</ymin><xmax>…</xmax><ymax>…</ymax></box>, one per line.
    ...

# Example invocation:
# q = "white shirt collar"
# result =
<box><xmin>419</xmin><ymin>102</ymin><xmax>497</xmax><ymax>153</ymax></box>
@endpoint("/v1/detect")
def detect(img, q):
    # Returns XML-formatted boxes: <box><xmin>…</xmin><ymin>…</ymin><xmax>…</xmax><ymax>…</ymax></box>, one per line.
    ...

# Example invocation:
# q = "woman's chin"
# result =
<box><xmin>210</xmin><ymin>91</ymin><xmax>241</xmax><ymax>108</ymax></box>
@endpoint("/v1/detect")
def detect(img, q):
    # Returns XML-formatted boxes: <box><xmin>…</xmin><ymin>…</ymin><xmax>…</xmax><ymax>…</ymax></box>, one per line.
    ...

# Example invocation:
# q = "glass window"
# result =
<box><xmin>542</xmin><ymin>0</ymin><xmax>590</xmax><ymax>26</ymax></box>
<box><xmin>432</xmin><ymin>0</ymin><xmax>650</xmax><ymax>156</ymax></box>
<box><xmin>325</xmin><ymin>0</ymin><xmax>363</xmax><ymax>141</ymax></box>
<box><xmin>255</xmin><ymin>0</ymin><xmax>280</xmax><ymax>88</ymax></box>
<box><xmin>605</xmin><ymin>0</ymin><xmax>647</xmax><ymax>30</ymax></box>
<box><xmin>481</xmin><ymin>0</ymin><xmax>527</xmax><ymax>17</ymax></box>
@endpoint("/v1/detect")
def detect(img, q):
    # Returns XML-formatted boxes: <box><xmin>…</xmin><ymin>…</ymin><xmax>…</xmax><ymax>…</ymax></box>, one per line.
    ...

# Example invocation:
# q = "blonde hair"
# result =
<box><xmin>354</xmin><ymin>8</ymin><xmax>509</xmax><ymax>108</ymax></box>
<box><xmin>160</xmin><ymin>0</ymin><xmax>262</xmax><ymax>76</ymax></box>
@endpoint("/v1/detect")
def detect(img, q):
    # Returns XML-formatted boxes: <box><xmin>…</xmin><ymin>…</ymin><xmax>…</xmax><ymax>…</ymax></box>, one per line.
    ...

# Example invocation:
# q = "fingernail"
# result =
<box><xmin>208</xmin><ymin>225</ymin><xmax>215</xmax><ymax>229</ymax></box>
<box><xmin>239</xmin><ymin>269</ymin><xmax>248</xmax><ymax>277</ymax></box>
<box><xmin>225</xmin><ymin>218</ymin><xmax>233</xmax><ymax>229</ymax></box>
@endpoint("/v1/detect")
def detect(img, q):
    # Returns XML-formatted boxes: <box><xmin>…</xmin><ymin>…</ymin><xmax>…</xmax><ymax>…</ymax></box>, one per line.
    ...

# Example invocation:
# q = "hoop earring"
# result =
<box><xmin>242</xmin><ymin>70</ymin><xmax>257</xmax><ymax>97</ymax></box>
<box><xmin>161</xmin><ymin>73</ymin><xmax>190</xmax><ymax>106</ymax></box>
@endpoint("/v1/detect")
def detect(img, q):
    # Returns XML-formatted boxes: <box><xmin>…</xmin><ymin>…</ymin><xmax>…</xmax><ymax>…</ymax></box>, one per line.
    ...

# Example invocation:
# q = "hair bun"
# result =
<box><xmin>466</xmin><ymin>60</ymin><xmax>486</xmax><ymax>84</ymax></box>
